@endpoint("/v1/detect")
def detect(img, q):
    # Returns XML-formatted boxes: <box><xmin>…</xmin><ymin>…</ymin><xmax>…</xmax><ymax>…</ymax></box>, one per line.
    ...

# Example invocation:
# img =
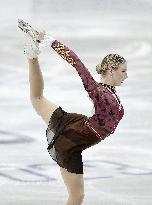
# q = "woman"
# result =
<box><xmin>18</xmin><ymin>19</ymin><xmax>128</xmax><ymax>205</ymax></box>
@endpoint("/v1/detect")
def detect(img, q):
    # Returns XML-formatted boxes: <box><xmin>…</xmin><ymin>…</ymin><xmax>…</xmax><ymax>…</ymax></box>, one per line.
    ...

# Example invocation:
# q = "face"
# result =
<box><xmin>111</xmin><ymin>61</ymin><xmax>128</xmax><ymax>86</ymax></box>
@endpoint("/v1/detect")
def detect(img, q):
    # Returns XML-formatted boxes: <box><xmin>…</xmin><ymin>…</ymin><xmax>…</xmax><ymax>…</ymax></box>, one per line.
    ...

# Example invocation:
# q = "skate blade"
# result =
<box><xmin>18</xmin><ymin>19</ymin><xmax>39</xmax><ymax>37</ymax></box>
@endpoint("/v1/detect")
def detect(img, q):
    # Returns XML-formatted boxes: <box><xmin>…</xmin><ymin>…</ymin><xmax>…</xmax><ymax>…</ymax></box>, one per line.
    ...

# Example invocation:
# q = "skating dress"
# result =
<box><xmin>46</xmin><ymin>40</ymin><xmax>124</xmax><ymax>174</ymax></box>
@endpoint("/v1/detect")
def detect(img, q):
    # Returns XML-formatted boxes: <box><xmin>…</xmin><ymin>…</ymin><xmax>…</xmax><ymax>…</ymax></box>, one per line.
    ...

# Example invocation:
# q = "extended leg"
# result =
<box><xmin>28</xmin><ymin>58</ymin><xmax>44</xmax><ymax>99</ymax></box>
<box><xmin>18</xmin><ymin>19</ymin><xmax>59</xmax><ymax>125</ymax></box>
<box><xmin>28</xmin><ymin>57</ymin><xmax>59</xmax><ymax>125</ymax></box>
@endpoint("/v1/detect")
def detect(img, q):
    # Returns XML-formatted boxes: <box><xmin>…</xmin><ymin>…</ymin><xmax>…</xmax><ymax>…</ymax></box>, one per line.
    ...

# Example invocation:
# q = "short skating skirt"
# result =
<box><xmin>46</xmin><ymin>106</ymin><xmax>101</xmax><ymax>174</ymax></box>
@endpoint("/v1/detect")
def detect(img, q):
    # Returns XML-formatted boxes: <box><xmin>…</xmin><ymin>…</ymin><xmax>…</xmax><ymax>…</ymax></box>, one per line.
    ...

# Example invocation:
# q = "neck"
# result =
<box><xmin>100</xmin><ymin>79</ymin><xmax>115</xmax><ymax>86</ymax></box>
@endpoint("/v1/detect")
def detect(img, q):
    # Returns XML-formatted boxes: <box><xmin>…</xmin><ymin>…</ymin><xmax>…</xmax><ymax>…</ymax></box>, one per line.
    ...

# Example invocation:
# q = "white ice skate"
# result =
<box><xmin>18</xmin><ymin>19</ymin><xmax>56</xmax><ymax>57</ymax></box>
<box><xmin>18</xmin><ymin>19</ymin><xmax>40</xmax><ymax>45</ymax></box>
<box><xmin>18</xmin><ymin>19</ymin><xmax>41</xmax><ymax>59</ymax></box>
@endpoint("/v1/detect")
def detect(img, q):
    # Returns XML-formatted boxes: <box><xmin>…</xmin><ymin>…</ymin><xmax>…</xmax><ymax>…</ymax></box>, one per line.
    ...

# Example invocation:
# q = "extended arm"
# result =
<box><xmin>51</xmin><ymin>40</ymin><xmax>97</xmax><ymax>97</ymax></box>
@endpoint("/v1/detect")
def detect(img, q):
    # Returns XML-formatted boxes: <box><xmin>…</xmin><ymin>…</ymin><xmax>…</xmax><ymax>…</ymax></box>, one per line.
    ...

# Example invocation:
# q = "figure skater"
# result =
<box><xmin>18</xmin><ymin>19</ymin><xmax>128</xmax><ymax>205</ymax></box>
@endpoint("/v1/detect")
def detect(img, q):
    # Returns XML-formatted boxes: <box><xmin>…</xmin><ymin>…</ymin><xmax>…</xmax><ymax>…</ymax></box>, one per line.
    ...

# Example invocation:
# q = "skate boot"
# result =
<box><xmin>23</xmin><ymin>43</ymin><xmax>41</xmax><ymax>59</ymax></box>
<box><xmin>18</xmin><ymin>19</ymin><xmax>41</xmax><ymax>59</ymax></box>
<box><xmin>18</xmin><ymin>19</ymin><xmax>40</xmax><ymax>45</ymax></box>
<box><xmin>18</xmin><ymin>19</ymin><xmax>55</xmax><ymax>57</ymax></box>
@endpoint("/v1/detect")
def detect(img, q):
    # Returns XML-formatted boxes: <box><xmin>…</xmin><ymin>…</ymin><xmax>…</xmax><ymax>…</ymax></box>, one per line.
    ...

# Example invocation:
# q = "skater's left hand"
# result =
<box><xmin>36</xmin><ymin>30</ymin><xmax>46</xmax><ymax>42</ymax></box>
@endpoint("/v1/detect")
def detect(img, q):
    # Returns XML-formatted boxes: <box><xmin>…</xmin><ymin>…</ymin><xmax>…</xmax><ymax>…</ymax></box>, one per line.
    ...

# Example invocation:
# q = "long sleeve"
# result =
<box><xmin>51</xmin><ymin>40</ymin><xmax>97</xmax><ymax>98</ymax></box>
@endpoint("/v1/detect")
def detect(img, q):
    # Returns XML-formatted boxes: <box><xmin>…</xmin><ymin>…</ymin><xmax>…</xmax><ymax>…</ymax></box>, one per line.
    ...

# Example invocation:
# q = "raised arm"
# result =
<box><xmin>51</xmin><ymin>40</ymin><xmax>97</xmax><ymax>97</ymax></box>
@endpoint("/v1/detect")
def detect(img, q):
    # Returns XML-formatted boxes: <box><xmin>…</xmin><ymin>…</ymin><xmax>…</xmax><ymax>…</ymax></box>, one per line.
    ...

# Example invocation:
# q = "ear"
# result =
<box><xmin>107</xmin><ymin>68</ymin><xmax>113</xmax><ymax>74</ymax></box>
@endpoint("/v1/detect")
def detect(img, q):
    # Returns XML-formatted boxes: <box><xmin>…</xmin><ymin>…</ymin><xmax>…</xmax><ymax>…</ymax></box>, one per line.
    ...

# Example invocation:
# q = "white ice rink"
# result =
<box><xmin>0</xmin><ymin>0</ymin><xmax>152</xmax><ymax>204</ymax></box>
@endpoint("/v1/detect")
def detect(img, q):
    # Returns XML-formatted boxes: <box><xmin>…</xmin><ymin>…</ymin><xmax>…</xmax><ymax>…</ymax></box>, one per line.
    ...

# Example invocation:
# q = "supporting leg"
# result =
<box><xmin>60</xmin><ymin>167</ymin><xmax>85</xmax><ymax>205</ymax></box>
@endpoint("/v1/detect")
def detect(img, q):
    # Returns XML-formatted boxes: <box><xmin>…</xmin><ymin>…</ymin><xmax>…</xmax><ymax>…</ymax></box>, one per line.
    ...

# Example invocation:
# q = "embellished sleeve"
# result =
<box><xmin>51</xmin><ymin>40</ymin><xmax>97</xmax><ymax>98</ymax></box>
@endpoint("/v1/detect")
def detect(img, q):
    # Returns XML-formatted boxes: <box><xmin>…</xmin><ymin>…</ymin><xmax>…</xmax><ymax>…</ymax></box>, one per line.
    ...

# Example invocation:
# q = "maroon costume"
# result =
<box><xmin>45</xmin><ymin>40</ymin><xmax>124</xmax><ymax>174</ymax></box>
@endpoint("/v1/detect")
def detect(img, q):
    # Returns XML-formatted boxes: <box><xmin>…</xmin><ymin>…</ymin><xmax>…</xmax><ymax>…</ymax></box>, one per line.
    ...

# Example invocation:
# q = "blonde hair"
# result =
<box><xmin>96</xmin><ymin>53</ymin><xmax>126</xmax><ymax>77</ymax></box>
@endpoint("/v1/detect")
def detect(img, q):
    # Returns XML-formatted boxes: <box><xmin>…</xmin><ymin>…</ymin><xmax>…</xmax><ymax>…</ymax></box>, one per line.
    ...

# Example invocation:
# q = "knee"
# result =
<box><xmin>81</xmin><ymin>193</ymin><xmax>85</xmax><ymax>201</ymax></box>
<box><xmin>79</xmin><ymin>192</ymin><xmax>85</xmax><ymax>200</ymax></box>
<box><xmin>71</xmin><ymin>192</ymin><xmax>85</xmax><ymax>203</ymax></box>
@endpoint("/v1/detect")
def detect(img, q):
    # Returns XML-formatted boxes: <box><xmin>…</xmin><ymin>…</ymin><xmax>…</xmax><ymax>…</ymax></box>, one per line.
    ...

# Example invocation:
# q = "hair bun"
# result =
<box><xmin>96</xmin><ymin>53</ymin><xmax>126</xmax><ymax>76</ymax></box>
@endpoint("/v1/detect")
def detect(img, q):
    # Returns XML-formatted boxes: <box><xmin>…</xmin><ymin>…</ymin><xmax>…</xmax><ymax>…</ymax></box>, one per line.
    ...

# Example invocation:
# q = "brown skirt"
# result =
<box><xmin>46</xmin><ymin>106</ymin><xmax>101</xmax><ymax>174</ymax></box>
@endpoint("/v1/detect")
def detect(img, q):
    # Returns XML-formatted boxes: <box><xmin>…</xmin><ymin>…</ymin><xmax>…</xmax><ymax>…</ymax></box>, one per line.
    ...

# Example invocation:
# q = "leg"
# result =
<box><xmin>29</xmin><ymin>58</ymin><xmax>59</xmax><ymax>125</ymax></box>
<box><xmin>60</xmin><ymin>167</ymin><xmax>85</xmax><ymax>205</ymax></box>
<box><xmin>18</xmin><ymin>21</ymin><xmax>59</xmax><ymax>125</ymax></box>
<box><xmin>28</xmin><ymin>58</ymin><xmax>44</xmax><ymax>99</ymax></box>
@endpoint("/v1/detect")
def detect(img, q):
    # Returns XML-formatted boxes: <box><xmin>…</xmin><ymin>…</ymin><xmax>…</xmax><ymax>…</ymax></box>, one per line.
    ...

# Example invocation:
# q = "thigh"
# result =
<box><xmin>31</xmin><ymin>96</ymin><xmax>59</xmax><ymax>126</ymax></box>
<box><xmin>60</xmin><ymin>167</ymin><xmax>84</xmax><ymax>195</ymax></box>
